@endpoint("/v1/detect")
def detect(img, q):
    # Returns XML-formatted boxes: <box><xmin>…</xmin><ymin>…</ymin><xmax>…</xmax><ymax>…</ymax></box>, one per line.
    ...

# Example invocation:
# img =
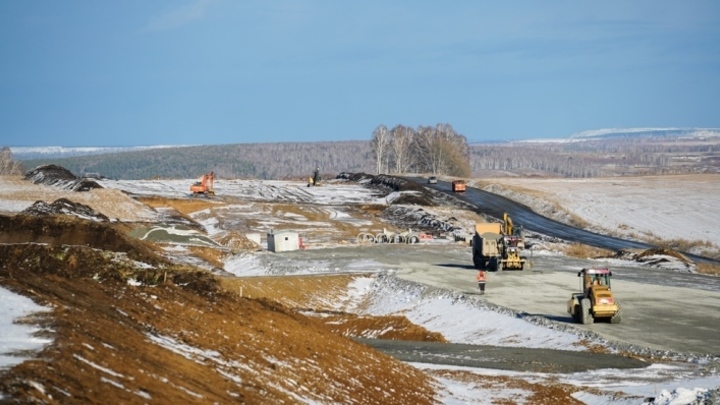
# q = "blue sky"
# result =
<box><xmin>1</xmin><ymin>1</ymin><xmax>719</xmax><ymax>147</ymax></box>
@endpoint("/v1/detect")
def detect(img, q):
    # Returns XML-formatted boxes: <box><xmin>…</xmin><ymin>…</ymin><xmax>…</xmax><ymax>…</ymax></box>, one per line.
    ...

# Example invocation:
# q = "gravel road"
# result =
<box><xmin>264</xmin><ymin>243</ymin><xmax>720</xmax><ymax>371</ymax></box>
<box><xmin>392</xmin><ymin>247</ymin><xmax>720</xmax><ymax>357</ymax></box>
<box><xmin>353</xmin><ymin>338</ymin><xmax>647</xmax><ymax>373</ymax></box>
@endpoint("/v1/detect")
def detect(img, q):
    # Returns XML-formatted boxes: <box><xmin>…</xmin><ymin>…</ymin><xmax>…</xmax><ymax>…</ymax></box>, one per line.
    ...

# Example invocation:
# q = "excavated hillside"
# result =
<box><xmin>0</xmin><ymin>213</ymin><xmax>439</xmax><ymax>404</ymax></box>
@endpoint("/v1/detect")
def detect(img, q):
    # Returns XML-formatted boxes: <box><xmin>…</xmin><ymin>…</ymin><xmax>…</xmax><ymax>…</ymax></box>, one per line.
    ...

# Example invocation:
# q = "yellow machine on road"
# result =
<box><xmin>567</xmin><ymin>268</ymin><xmax>621</xmax><ymax>324</ymax></box>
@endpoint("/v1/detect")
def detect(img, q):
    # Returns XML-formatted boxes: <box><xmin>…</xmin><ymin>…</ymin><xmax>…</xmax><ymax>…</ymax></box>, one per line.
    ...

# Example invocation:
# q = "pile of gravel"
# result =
<box><xmin>24</xmin><ymin>164</ymin><xmax>103</xmax><ymax>192</ymax></box>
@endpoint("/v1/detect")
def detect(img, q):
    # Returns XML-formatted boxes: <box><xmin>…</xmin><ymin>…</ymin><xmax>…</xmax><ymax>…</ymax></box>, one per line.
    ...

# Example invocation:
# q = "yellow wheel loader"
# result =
<box><xmin>567</xmin><ymin>268</ymin><xmax>621</xmax><ymax>325</ymax></box>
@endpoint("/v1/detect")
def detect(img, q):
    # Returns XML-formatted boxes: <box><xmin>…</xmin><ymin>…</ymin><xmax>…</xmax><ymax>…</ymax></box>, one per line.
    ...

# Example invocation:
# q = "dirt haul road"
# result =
<box><xmin>273</xmin><ymin>244</ymin><xmax>720</xmax><ymax>358</ymax></box>
<box><xmin>391</xmin><ymin>245</ymin><xmax>720</xmax><ymax>357</ymax></box>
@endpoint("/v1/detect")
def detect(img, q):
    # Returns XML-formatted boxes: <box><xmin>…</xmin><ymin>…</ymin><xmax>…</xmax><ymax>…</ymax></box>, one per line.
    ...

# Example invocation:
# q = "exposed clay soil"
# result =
<box><xmin>0</xmin><ymin>216</ymin><xmax>439</xmax><ymax>404</ymax></box>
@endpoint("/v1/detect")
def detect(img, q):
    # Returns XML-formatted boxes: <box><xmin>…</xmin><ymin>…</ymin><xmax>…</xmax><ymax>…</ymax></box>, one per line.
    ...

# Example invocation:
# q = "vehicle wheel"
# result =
<box><xmin>611</xmin><ymin>309</ymin><xmax>622</xmax><ymax>324</ymax></box>
<box><xmin>572</xmin><ymin>305</ymin><xmax>581</xmax><ymax>323</ymax></box>
<box><xmin>580</xmin><ymin>298</ymin><xmax>593</xmax><ymax>325</ymax></box>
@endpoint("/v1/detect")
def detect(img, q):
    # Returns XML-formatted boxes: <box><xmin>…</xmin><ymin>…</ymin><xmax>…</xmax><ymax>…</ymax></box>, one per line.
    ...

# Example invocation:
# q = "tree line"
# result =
<box><xmin>4</xmin><ymin>132</ymin><xmax>717</xmax><ymax>180</ymax></box>
<box><xmin>370</xmin><ymin>123</ymin><xmax>471</xmax><ymax>177</ymax></box>
<box><xmin>17</xmin><ymin>142</ymin><xmax>374</xmax><ymax>180</ymax></box>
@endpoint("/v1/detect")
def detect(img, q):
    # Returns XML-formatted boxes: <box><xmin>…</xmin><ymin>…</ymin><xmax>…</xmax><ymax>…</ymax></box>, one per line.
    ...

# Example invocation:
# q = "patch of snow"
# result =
<box><xmin>0</xmin><ymin>286</ymin><xmax>52</xmax><ymax>370</ymax></box>
<box><xmin>73</xmin><ymin>354</ymin><xmax>124</xmax><ymax>378</ymax></box>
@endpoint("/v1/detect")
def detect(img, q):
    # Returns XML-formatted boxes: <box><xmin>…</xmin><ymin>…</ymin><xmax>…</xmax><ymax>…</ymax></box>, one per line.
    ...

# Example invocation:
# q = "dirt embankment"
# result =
<box><xmin>0</xmin><ymin>213</ymin><xmax>441</xmax><ymax>404</ymax></box>
<box><xmin>0</xmin><ymin>215</ymin><xmax>161</xmax><ymax>265</ymax></box>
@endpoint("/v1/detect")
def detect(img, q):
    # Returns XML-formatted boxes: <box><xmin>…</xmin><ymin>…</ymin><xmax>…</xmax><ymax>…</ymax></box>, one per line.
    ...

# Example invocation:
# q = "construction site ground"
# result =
<box><xmin>1</xmin><ymin>171</ymin><xmax>719</xmax><ymax>404</ymax></box>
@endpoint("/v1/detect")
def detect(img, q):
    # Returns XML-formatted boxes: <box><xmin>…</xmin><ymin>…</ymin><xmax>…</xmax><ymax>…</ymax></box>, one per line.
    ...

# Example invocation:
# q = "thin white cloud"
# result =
<box><xmin>145</xmin><ymin>0</ymin><xmax>218</xmax><ymax>32</ymax></box>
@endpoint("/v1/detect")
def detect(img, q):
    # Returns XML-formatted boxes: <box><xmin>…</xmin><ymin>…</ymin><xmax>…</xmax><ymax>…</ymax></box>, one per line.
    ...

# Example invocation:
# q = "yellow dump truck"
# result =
<box><xmin>471</xmin><ymin>216</ymin><xmax>527</xmax><ymax>271</ymax></box>
<box><xmin>472</xmin><ymin>223</ymin><xmax>503</xmax><ymax>270</ymax></box>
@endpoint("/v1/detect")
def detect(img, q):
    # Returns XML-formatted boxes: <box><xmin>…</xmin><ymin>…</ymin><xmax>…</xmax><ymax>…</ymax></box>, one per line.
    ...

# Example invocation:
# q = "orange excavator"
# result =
<box><xmin>190</xmin><ymin>172</ymin><xmax>215</xmax><ymax>196</ymax></box>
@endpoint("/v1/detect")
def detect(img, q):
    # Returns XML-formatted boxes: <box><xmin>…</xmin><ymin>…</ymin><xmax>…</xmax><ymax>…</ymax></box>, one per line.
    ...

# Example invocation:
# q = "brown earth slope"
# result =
<box><xmin>0</xmin><ymin>214</ymin><xmax>438</xmax><ymax>404</ymax></box>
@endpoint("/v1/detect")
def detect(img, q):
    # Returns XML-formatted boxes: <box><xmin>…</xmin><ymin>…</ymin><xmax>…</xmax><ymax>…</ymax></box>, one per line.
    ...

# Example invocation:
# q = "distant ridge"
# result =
<box><xmin>569</xmin><ymin>127</ymin><xmax>720</xmax><ymax>140</ymax></box>
<box><xmin>10</xmin><ymin>145</ymin><xmax>191</xmax><ymax>160</ymax></box>
<box><xmin>468</xmin><ymin>127</ymin><xmax>720</xmax><ymax>144</ymax></box>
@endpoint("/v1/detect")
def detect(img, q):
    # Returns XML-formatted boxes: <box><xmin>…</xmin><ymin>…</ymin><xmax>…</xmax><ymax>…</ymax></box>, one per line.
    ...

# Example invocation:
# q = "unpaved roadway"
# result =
<box><xmin>353</xmin><ymin>338</ymin><xmax>647</xmax><ymax>373</ymax></box>
<box><xmin>269</xmin><ymin>244</ymin><xmax>720</xmax><ymax>358</ymax></box>
<box><xmin>391</xmin><ymin>244</ymin><xmax>720</xmax><ymax>357</ymax></box>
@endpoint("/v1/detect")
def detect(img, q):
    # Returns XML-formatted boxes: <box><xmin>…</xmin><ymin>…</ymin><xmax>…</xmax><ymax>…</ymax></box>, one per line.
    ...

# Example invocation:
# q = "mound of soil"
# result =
<box><xmin>25</xmin><ymin>164</ymin><xmax>102</xmax><ymax>192</ymax></box>
<box><xmin>22</xmin><ymin>198</ymin><xmax>110</xmax><ymax>222</ymax></box>
<box><xmin>379</xmin><ymin>205</ymin><xmax>463</xmax><ymax>234</ymax></box>
<box><xmin>0</xmin><ymin>214</ymin><xmax>164</xmax><ymax>267</ymax></box>
<box><xmin>336</xmin><ymin>172</ymin><xmax>375</xmax><ymax>182</ymax></box>
<box><xmin>338</xmin><ymin>172</ymin><xmax>437</xmax><ymax>206</ymax></box>
<box><xmin>616</xmin><ymin>248</ymin><xmax>694</xmax><ymax>270</ymax></box>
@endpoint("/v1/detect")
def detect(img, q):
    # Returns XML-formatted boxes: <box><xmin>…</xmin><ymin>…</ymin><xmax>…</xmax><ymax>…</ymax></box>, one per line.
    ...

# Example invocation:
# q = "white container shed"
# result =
<box><xmin>267</xmin><ymin>229</ymin><xmax>300</xmax><ymax>252</ymax></box>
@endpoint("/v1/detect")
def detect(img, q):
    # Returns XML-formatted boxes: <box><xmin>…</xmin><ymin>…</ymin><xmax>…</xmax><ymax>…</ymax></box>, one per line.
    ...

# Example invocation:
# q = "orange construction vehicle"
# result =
<box><xmin>451</xmin><ymin>180</ymin><xmax>466</xmax><ymax>192</ymax></box>
<box><xmin>190</xmin><ymin>172</ymin><xmax>215</xmax><ymax>196</ymax></box>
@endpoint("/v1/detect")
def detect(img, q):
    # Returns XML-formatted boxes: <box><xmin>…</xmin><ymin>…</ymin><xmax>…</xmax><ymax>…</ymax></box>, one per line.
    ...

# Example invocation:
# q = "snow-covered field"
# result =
<box><xmin>2</xmin><ymin>174</ymin><xmax>719</xmax><ymax>404</ymax></box>
<box><xmin>477</xmin><ymin>175</ymin><xmax>720</xmax><ymax>256</ymax></box>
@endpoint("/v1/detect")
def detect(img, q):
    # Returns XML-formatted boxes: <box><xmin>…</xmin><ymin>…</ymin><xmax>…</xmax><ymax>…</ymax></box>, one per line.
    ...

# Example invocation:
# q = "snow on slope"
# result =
<box><xmin>0</xmin><ymin>287</ymin><xmax>52</xmax><ymax>370</ymax></box>
<box><xmin>101</xmin><ymin>178</ymin><xmax>390</xmax><ymax>205</ymax></box>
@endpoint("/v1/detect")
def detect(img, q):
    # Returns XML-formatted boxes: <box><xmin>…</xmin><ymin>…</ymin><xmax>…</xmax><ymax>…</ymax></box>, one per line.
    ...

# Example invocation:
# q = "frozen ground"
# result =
<box><xmin>476</xmin><ymin>174</ymin><xmax>720</xmax><ymax>257</ymax></box>
<box><xmin>2</xmin><ymin>174</ymin><xmax>719</xmax><ymax>404</ymax></box>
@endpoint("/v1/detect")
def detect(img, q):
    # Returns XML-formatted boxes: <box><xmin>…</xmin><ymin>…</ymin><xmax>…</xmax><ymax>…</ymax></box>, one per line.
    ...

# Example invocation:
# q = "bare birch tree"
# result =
<box><xmin>370</xmin><ymin>125</ymin><xmax>391</xmax><ymax>174</ymax></box>
<box><xmin>409</xmin><ymin>124</ymin><xmax>470</xmax><ymax>176</ymax></box>
<box><xmin>390</xmin><ymin>125</ymin><xmax>414</xmax><ymax>173</ymax></box>
<box><xmin>0</xmin><ymin>147</ymin><xmax>24</xmax><ymax>175</ymax></box>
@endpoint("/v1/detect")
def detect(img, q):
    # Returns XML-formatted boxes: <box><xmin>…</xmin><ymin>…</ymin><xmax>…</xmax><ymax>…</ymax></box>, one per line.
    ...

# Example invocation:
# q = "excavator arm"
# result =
<box><xmin>503</xmin><ymin>212</ymin><xmax>514</xmax><ymax>236</ymax></box>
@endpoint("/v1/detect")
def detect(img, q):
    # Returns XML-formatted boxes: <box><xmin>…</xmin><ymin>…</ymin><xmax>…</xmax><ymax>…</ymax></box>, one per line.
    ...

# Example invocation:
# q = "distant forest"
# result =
<box><xmin>13</xmin><ymin>133</ymin><xmax>720</xmax><ymax>180</ymax></box>
<box><xmin>19</xmin><ymin>141</ymin><xmax>373</xmax><ymax>181</ymax></box>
